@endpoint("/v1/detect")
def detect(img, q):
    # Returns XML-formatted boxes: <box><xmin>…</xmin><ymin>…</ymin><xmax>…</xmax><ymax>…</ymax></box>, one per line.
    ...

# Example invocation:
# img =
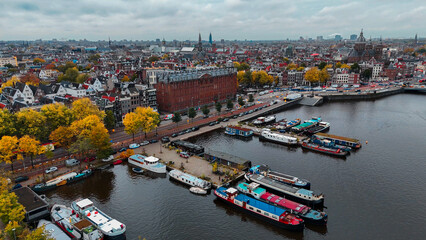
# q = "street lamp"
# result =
<box><xmin>12</xmin><ymin>228</ymin><xmax>16</xmax><ymax>240</ymax></box>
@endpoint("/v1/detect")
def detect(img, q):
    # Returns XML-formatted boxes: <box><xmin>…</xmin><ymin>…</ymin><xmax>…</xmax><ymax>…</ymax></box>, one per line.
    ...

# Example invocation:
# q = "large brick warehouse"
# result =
<box><xmin>154</xmin><ymin>68</ymin><xmax>237</xmax><ymax>113</ymax></box>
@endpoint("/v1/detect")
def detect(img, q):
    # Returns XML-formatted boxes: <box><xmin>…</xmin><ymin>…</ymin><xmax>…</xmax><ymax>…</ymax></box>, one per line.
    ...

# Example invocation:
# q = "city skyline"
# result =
<box><xmin>0</xmin><ymin>0</ymin><xmax>425</xmax><ymax>41</ymax></box>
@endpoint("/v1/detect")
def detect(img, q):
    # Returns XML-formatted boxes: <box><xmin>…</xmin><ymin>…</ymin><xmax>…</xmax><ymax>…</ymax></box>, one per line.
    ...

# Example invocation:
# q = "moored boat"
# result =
<box><xmin>169</xmin><ymin>169</ymin><xmax>211</xmax><ymax>190</ymax></box>
<box><xmin>113</xmin><ymin>159</ymin><xmax>123</xmax><ymax>165</ymax></box>
<box><xmin>245</xmin><ymin>173</ymin><xmax>324</xmax><ymax>207</ymax></box>
<box><xmin>128</xmin><ymin>154</ymin><xmax>166</xmax><ymax>173</ymax></box>
<box><xmin>291</xmin><ymin>122</ymin><xmax>315</xmax><ymax>133</ymax></box>
<box><xmin>264</xmin><ymin>115</ymin><xmax>276</xmax><ymax>124</ymax></box>
<box><xmin>253</xmin><ymin>117</ymin><xmax>266</xmax><ymax>125</ymax></box>
<box><xmin>314</xmin><ymin>132</ymin><xmax>361</xmax><ymax>148</ymax></box>
<box><xmin>248</xmin><ymin>165</ymin><xmax>310</xmax><ymax>189</ymax></box>
<box><xmin>225</xmin><ymin>125</ymin><xmax>253</xmax><ymax>137</ymax></box>
<box><xmin>311</xmin><ymin>137</ymin><xmax>351</xmax><ymax>152</ymax></box>
<box><xmin>301</xmin><ymin>141</ymin><xmax>349</xmax><ymax>157</ymax></box>
<box><xmin>237</xmin><ymin>183</ymin><xmax>327</xmax><ymax>225</ymax></box>
<box><xmin>51</xmin><ymin>204</ymin><xmax>103</xmax><ymax>240</ymax></box>
<box><xmin>189</xmin><ymin>187</ymin><xmax>207</xmax><ymax>195</ymax></box>
<box><xmin>214</xmin><ymin>187</ymin><xmax>304</xmax><ymax>231</ymax></box>
<box><xmin>37</xmin><ymin>219</ymin><xmax>72</xmax><ymax>240</ymax></box>
<box><xmin>132</xmin><ymin>167</ymin><xmax>144</xmax><ymax>173</ymax></box>
<box><xmin>285</xmin><ymin>118</ymin><xmax>301</xmax><ymax>130</ymax></box>
<box><xmin>32</xmin><ymin>170</ymin><xmax>92</xmax><ymax>193</ymax></box>
<box><xmin>306</xmin><ymin>122</ymin><xmax>330</xmax><ymax>135</ymax></box>
<box><xmin>71</xmin><ymin>198</ymin><xmax>126</xmax><ymax>240</ymax></box>
<box><xmin>259</xmin><ymin>129</ymin><xmax>298</xmax><ymax>146</ymax></box>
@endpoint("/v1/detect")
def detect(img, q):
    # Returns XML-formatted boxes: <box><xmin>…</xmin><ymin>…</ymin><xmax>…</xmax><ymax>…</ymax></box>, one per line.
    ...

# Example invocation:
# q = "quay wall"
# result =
<box><xmin>322</xmin><ymin>88</ymin><xmax>403</xmax><ymax>102</ymax></box>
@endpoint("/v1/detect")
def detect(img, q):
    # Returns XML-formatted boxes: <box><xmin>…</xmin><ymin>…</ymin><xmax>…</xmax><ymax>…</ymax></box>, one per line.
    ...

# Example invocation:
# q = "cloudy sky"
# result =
<box><xmin>0</xmin><ymin>0</ymin><xmax>424</xmax><ymax>41</ymax></box>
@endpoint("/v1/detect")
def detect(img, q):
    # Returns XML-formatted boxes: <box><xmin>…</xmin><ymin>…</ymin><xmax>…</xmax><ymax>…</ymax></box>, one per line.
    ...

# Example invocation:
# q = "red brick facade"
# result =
<box><xmin>155</xmin><ymin>73</ymin><xmax>237</xmax><ymax>113</ymax></box>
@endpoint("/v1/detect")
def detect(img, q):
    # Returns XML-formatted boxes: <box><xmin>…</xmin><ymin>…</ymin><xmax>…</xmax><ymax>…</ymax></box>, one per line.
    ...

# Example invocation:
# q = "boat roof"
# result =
<box><xmin>315</xmin><ymin>132</ymin><xmax>360</xmax><ymax>143</ymax></box>
<box><xmin>297</xmin><ymin>188</ymin><xmax>313</xmax><ymax>197</ymax></box>
<box><xmin>38</xmin><ymin>220</ymin><xmax>72</xmax><ymax>240</ymax></box>
<box><xmin>293</xmin><ymin>122</ymin><xmax>314</xmax><ymax>129</ymax></box>
<box><xmin>238</xmin><ymin>183</ymin><xmax>265</xmax><ymax>195</ymax></box>
<box><xmin>76</xmin><ymin>198</ymin><xmax>93</xmax><ymax>209</ymax></box>
<box><xmin>46</xmin><ymin>172</ymin><xmax>77</xmax><ymax>184</ymax></box>
<box><xmin>217</xmin><ymin>187</ymin><xmax>286</xmax><ymax>216</ymax></box>
<box><xmin>170</xmin><ymin>170</ymin><xmax>207</xmax><ymax>185</ymax></box>
<box><xmin>145</xmin><ymin>156</ymin><xmax>159</xmax><ymax>163</ymax></box>
<box><xmin>226</xmin><ymin>125</ymin><xmax>252</xmax><ymax>132</ymax></box>
<box><xmin>129</xmin><ymin>154</ymin><xmax>159</xmax><ymax>162</ymax></box>
<box><xmin>251</xmin><ymin>174</ymin><xmax>299</xmax><ymax>193</ymax></box>
<box><xmin>261</xmin><ymin>192</ymin><xmax>309</xmax><ymax>213</ymax></box>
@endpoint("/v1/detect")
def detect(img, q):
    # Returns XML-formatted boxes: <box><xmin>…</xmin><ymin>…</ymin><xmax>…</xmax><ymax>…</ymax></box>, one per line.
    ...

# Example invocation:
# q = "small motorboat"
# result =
<box><xmin>189</xmin><ymin>187</ymin><xmax>207</xmax><ymax>195</ymax></box>
<box><xmin>132</xmin><ymin>167</ymin><xmax>144</xmax><ymax>173</ymax></box>
<box><xmin>113</xmin><ymin>159</ymin><xmax>123</xmax><ymax>165</ymax></box>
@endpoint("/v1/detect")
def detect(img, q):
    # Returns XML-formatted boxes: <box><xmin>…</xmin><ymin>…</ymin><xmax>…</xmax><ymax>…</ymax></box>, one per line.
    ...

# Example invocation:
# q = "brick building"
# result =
<box><xmin>155</xmin><ymin>68</ymin><xmax>237</xmax><ymax>112</ymax></box>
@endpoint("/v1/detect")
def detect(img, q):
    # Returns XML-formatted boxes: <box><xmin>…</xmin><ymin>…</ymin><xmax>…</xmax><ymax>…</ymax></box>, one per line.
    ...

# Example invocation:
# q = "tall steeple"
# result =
<box><xmin>357</xmin><ymin>29</ymin><xmax>366</xmax><ymax>42</ymax></box>
<box><xmin>198</xmin><ymin>33</ymin><xmax>202</xmax><ymax>51</ymax></box>
<box><xmin>209</xmin><ymin>33</ymin><xmax>212</xmax><ymax>44</ymax></box>
<box><xmin>414</xmin><ymin>33</ymin><xmax>418</xmax><ymax>45</ymax></box>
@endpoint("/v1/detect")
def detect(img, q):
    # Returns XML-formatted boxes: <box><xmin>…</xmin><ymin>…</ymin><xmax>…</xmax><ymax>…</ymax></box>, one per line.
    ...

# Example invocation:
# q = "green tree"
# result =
<box><xmin>215</xmin><ymin>102</ymin><xmax>222</xmax><ymax>113</ymax></box>
<box><xmin>361</xmin><ymin>69</ymin><xmax>372</xmax><ymax>80</ymax></box>
<box><xmin>248</xmin><ymin>94</ymin><xmax>254</xmax><ymax>102</ymax></box>
<box><xmin>172</xmin><ymin>112</ymin><xmax>182</xmax><ymax>126</ymax></box>
<box><xmin>350</xmin><ymin>63</ymin><xmax>360</xmax><ymax>73</ymax></box>
<box><xmin>318</xmin><ymin>62</ymin><xmax>327</xmax><ymax>70</ymax></box>
<box><xmin>76</xmin><ymin>73</ymin><xmax>90</xmax><ymax>83</ymax></box>
<box><xmin>88</xmin><ymin>54</ymin><xmax>101</xmax><ymax>64</ymax></box>
<box><xmin>226</xmin><ymin>99</ymin><xmax>234</xmax><ymax>110</ymax></box>
<box><xmin>0</xmin><ymin>109</ymin><xmax>17</xmax><ymax>138</ymax></box>
<box><xmin>188</xmin><ymin>108</ymin><xmax>196</xmax><ymax>122</ymax></box>
<box><xmin>148</xmin><ymin>56</ymin><xmax>160</xmax><ymax>62</ymax></box>
<box><xmin>56</xmin><ymin>62</ymin><xmax>77</xmax><ymax>73</ymax></box>
<box><xmin>238</xmin><ymin>96</ymin><xmax>245</xmax><ymax>106</ymax></box>
<box><xmin>202</xmin><ymin>105</ymin><xmax>210</xmax><ymax>116</ymax></box>
<box><xmin>104</xmin><ymin>110</ymin><xmax>116</xmax><ymax>130</ymax></box>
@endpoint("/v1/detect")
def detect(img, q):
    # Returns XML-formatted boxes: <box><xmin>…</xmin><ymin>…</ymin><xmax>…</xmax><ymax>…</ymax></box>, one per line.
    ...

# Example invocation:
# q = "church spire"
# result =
<box><xmin>209</xmin><ymin>32</ymin><xmax>212</xmax><ymax>44</ymax></box>
<box><xmin>357</xmin><ymin>29</ymin><xmax>366</xmax><ymax>42</ymax></box>
<box><xmin>198</xmin><ymin>33</ymin><xmax>202</xmax><ymax>52</ymax></box>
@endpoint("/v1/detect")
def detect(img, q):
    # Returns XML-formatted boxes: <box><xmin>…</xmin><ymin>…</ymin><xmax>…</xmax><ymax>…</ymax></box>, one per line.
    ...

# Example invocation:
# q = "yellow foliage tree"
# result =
<box><xmin>0</xmin><ymin>176</ymin><xmax>25</xmax><ymax>225</ymax></box>
<box><xmin>304</xmin><ymin>67</ymin><xmax>320</xmax><ymax>84</ymax></box>
<box><xmin>336</xmin><ymin>62</ymin><xmax>342</xmax><ymax>68</ymax></box>
<box><xmin>135</xmin><ymin>107</ymin><xmax>160</xmax><ymax>139</ymax></box>
<box><xmin>319</xmin><ymin>68</ymin><xmax>330</xmax><ymax>83</ymax></box>
<box><xmin>40</xmin><ymin>103</ymin><xmax>74</xmax><ymax>134</ymax></box>
<box><xmin>0</xmin><ymin>76</ymin><xmax>20</xmax><ymax>93</ymax></box>
<box><xmin>18</xmin><ymin>135</ymin><xmax>45</xmax><ymax>168</ymax></box>
<box><xmin>237</xmin><ymin>70</ymin><xmax>245</xmax><ymax>85</ymax></box>
<box><xmin>0</xmin><ymin>136</ymin><xmax>19</xmax><ymax>164</ymax></box>
<box><xmin>71</xmin><ymin>98</ymin><xmax>105</xmax><ymax>121</ymax></box>
<box><xmin>296</xmin><ymin>67</ymin><xmax>305</xmax><ymax>71</ymax></box>
<box><xmin>0</xmin><ymin>109</ymin><xmax>17</xmax><ymax>137</ymax></box>
<box><xmin>119</xmin><ymin>149</ymin><xmax>134</xmax><ymax>159</ymax></box>
<box><xmin>287</xmin><ymin>62</ymin><xmax>298</xmax><ymax>70</ymax></box>
<box><xmin>49</xmin><ymin>126</ymin><xmax>74</xmax><ymax>149</ymax></box>
<box><xmin>122</xmin><ymin>112</ymin><xmax>141</xmax><ymax>141</ymax></box>
<box><xmin>340</xmin><ymin>64</ymin><xmax>350</xmax><ymax>69</ymax></box>
<box><xmin>33</xmin><ymin>57</ymin><xmax>46</xmax><ymax>64</ymax></box>
<box><xmin>121</xmin><ymin>75</ymin><xmax>130</xmax><ymax>82</ymax></box>
<box><xmin>15</xmin><ymin>109</ymin><xmax>46</xmax><ymax>140</ymax></box>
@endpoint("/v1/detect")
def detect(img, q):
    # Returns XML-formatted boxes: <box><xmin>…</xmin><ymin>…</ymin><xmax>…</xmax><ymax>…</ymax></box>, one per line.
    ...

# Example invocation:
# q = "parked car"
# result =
<box><xmin>149</xmin><ymin>139</ymin><xmax>158</xmax><ymax>143</ymax></box>
<box><xmin>178</xmin><ymin>131</ymin><xmax>185</xmax><ymax>135</ymax></box>
<box><xmin>65</xmin><ymin>158</ymin><xmax>80</xmax><ymax>167</ymax></box>
<box><xmin>118</xmin><ymin>147</ymin><xmax>127</xmax><ymax>152</ymax></box>
<box><xmin>129</xmin><ymin>143</ymin><xmax>140</xmax><ymax>149</ymax></box>
<box><xmin>14</xmin><ymin>176</ymin><xmax>29</xmax><ymax>183</ymax></box>
<box><xmin>161</xmin><ymin>136</ymin><xmax>170</xmax><ymax>143</ymax></box>
<box><xmin>171</xmin><ymin>133</ymin><xmax>178</xmax><ymax>138</ymax></box>
<box><xmin>215</xmin><ymin>121</ymin><xmax>220</xmax><ymax>124</ymax></box>
<box><xmin>179</xmin><ymin>152</ymin><xmax>190</xmax><ymax>158</ymax></box>
<box><xmin>191</xmin><ymin>126</ymin><xmax>200</xmax><ymax>131</ymax></box>
<box><xmin>238</xmin><ymin>113</ymin><xmax>244</xmax><ymax>117</ymax></box>
<box><xmin>222</xmin><ymin>118</ymin><xmax>229</xmax><ymax>122</ymax></box>
<box><xmin>45</xmin><ymin>167</ymin><xmax>58</xmax><ymax>174</ymax></box>
<box><xmin>209</xmin><ymin>122</ymin><xmax>216</xmax><ymax>126</ymax></box>
<box><xmin>185</xmin><ymin>129</ymin><xmax>192</xmax><ymax>133</ymax></box>
<box><xmin>203</xmin><ymin>115</ymin><xmax>209</xmax><ymax>119</ymax></box>
<box><xmin>140</xmin><ymin>141</ymin><xmax>150</xmax><ymax>146</ymax></box>
<box><xmin>232</xmin><ymin>115</ymin><xmax>238</xmax><ymax>119</ymax></box>
<box><xmin>83</xmin><ymin>156</ymin><xmax>96</xmax><ymax>163</ymax></box>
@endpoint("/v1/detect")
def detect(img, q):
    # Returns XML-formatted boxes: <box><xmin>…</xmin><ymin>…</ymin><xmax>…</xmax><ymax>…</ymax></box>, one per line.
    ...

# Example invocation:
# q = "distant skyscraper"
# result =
<box><xmin>414</xmin><ymin>33</ymin><xmax>418</xmax><ymax>45</ymax></box>
<box><xmin>334</xmin><ymin>35</ymin><xmax>342</xmax><ymax>41</ymax></box>
<box><xmin>198</xmin><ymin>33</ymin><xmax>202</xmax><ymax>51</ymax></box>
<box><xmin>209</xmin><ymin>33</ymin><xmax>212</xmax><ymax>44</ymax></box>
<box><xmin>350</xmin><ymin>34</ymin><xmax>357</xmax><ymax>40</ymax></box>
<box><xmin>316</xmin><ymin>36</ymin><xmax>323</xmax><ymax>41</ymax></box>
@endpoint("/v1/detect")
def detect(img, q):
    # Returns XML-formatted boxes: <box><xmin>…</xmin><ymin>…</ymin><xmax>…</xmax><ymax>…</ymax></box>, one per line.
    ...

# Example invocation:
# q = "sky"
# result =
<box><xmin>0</xmin><ymin>0</ymin><xmax>425</xmax><ymax>41</ymax></box>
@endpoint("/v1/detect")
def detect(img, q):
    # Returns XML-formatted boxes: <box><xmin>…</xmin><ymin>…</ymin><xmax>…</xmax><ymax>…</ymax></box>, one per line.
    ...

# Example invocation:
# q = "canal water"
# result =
<box><xmin>47</xmin><ymin>94</ymin><xmax>426</xmax><ymax>240</ymax></box>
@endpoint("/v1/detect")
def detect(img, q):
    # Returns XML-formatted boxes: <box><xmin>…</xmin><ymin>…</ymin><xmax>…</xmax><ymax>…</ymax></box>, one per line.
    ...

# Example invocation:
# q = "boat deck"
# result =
<box><xmin>251</xmin><ymin>174</ymin><xmax>298</xmax><ymax>194</ymax></box>
<box><xmin>269</xmin><ymin>171</ymin><xmax>296</xmax><ymax>180</ymax></box>
<box><xmin>315</xmin><ymin>133</ymin><xmax>360</xmax><ymax>143</ymax></box>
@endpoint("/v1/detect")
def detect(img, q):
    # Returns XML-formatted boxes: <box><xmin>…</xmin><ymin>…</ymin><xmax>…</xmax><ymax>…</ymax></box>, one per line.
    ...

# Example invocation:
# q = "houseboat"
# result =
<box><xmin>314</xmin><ymin>132</ymin><xmax>362</xmax><ymax>149</ymax></box>
<box><xmin>225</xmin><ymin>125</ymin><xmax>253</xmax><ymax>137</ymax></box>
<box><xmin>301</xmin><ymin>141</ymin><xmax>349</xmax><ymax>157</ymax></box>
<box><xmin>214</xmin><ymin>187</ymin><xmax>304</xmax><ymax>231</ymax></box>
<box><xmin>253</xmin><ymin>117</ymin><xmax>266</xmax><ymax>125</ymax></box>
<box><xmin>259</xmin><ymin>129</ymin><xmax>298</xmax><ymax>146</ymax></box>
<box><xmin>311</xmin><ymin>137</ymin><xmax>352</xmax><ymax>152</ymax></box>
<box><xmin>245</xmin><ymin>173</ymin><xmax>324</xmax><ymax>207</ymax></box>
<box><xmin>264</xmin><ymin>115</ymin><xmax>276</xmax><ymax>124</ymax></box>
<box><xmin>168</xmin><ymin>169</ymin><xmax>211</xmax><ymax>190</ymax></box>
<box><xmin>71</xmin><ymin>198</ymin><xmax>126</xmax><ymax>240</ymax></box>
<box><xmin>284</xmin><ymin>118</ymin><xmax>301</xmax><ymax>130</ymax></box>
<box><xmin>32</xmin><ymin>169</ymin><xmax>92</xmax><ymax>193</ymax></box>
<box><xmin>237</xmin><ymin>183</ymin><xmax>327</xmax><ymax>225</ymax></box>
<box><xmin>306</xmin><ymin>122</ymin><xmax>330</xmax><ymax>135</ymax></box>
<box><xmin>51</xmin><ymin>204</ymin><xmax>103</xmax><ymax>240</ymax></box>
<box><xmin>37</xmin><ymin>219</ymin><xmax>72</xmax><ymax>240</ymax></box>
<box><xmin>128</xmin><ymin>154</ymin><xmax>166</xmax><ymax>173</ymax></box>
<box><xmin>253</xmin><ymin>116</ymin><xmax>276</xmax><ymax>125</ymax></box>
<box><xmin>248</xmin><ymin>165</ymin><xmax>310</xmax><ymax>189</ymax></box>
<box><xmin>291</xmin><ymin>122</ymin><xmax>315</xmax><ymax>133</ymax></box>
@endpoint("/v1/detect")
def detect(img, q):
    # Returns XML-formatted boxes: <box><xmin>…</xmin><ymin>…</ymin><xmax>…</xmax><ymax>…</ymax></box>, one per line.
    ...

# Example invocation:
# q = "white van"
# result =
<box><xmin>65</xmin><ymin>159</ymin><xmax>80</xmax><ymax>167</ymax></box>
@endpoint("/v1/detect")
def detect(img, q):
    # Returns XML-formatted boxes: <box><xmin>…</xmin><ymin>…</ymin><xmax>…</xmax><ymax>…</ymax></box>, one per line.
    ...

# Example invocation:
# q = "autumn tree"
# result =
<box><xmin>238</xmin><ymin>96</ymin><xmax>245</xmax><ymax>106</ymax></box>
<box><xmin>0</xmin><ymin>109</ymin><xmax>17</xmax><ymax>138</ymax></box>
<box><xmin>234</xmin><ymin>62</ymin><xmax>250</xmax><ymax>71</ymax></box>
<box><xmin>237</xmin><ymin>70</ymin><xmax>245</xmax><ymax>85</ymax></box>
<box><xmin>340</xmin><ymin>63</ymin><xmax>350</xmax><ymax>69</ymax></box>
<box><xmin>0</xmin><ymin>177</ymin><xmax>26</xmax><ymax>238</ymax></box>
<box><xmin>18</xmin><ymin>135</ymin><xmax>44</xmax><ymax>168</ymax></box>
<box><xmin>56</xmin><ymin>61</ymin><xmax>77</xmax><ymax>73</ymax></box>
<box><xmin>40</xmin><ymin>103</ymin><xmax>73</xmax><ymax>134</ymax></box>
<box><xmin>188</xmin><ymin>107</ymin><xmax>196</xmax><ymax>122</ymax></box>
<box><xmin>0</xmin><ymin>136</ymin><xmax>19</xmax><ymax>171</ymax></box>
<box><xmin>287</xmin><ymin>62</ymin><xmax>298</xmax><ymax>70</ymax></box>
<box><xmin>135</xmin><ymin>107</ymin><xmax>160</xmax><ymax>139</ymax></box>
<box><xmin>248</xmin><ymin>94</ymin><xmax>254</xmax><ymax>102</ymax></box>
<box><xmin>335</xmin><ymin>62</ymin><xmax>342</xmax><ymax>68</ymax></box>
<box><xmin>20</xmin><ymin>73</ymin><xmax>40</xmax><ymax>86</ymax></box>
<box><xmin>49</xmin><ymin>126</ymin><xmax>74</xmax><ymax>149</ymax></box>
<box><xmin>121</xmin><ymin>75</ymin><xmax>130</xmax><ymax>82</ymax></box>
<box><xmin>71</xmin><ymin>98</ymin><xmax>105</xmax><ymax>121</ymax></box>
<box><xmin>0</xmin><ymin>76</ymin><xmax>20</xmax><ymax>93</ymax></box>
<box><xmin>15</xmin><ymin>109</ymin><xmax>47</xmax><ymax>140</ymax></box>
<box><xmin>58</xmin><ymin>67</ymin><xmax>79</xmax><ymax>82</ymax></box>
<box><xmin>33</xmin><ymin>58</ymin><xmax>46</xmax><ymax>65</ymax></box>
<box><xmin>304</xmin><ymin>67</ymin><xmax>321</xmax><ymax>84</ymax></box>
<box><xmin>76</xmin><ymin>73</ymin><xmax>90</xmax><ymax>83</ymax></box>
<box><xmin>319</xmin><ymin>68</ymin><xmax>330</xmax><ymax>84</ymax></box>
<box><xmin>148</xmin><ymin>56</ymin><xmax>160</xmax><ymax>62</ymax></box>
<box><xmin>123</xmin><ymin>112</ymin><xmax>140</xmax><ymax>141</ymax></box>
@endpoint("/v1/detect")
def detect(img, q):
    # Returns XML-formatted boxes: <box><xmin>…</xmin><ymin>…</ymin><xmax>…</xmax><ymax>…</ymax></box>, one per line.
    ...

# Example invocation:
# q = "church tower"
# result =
<box><xmin>198</xmin><ymin>33</ymin><xmax>202</xmax><ymax>51</ymax></box>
